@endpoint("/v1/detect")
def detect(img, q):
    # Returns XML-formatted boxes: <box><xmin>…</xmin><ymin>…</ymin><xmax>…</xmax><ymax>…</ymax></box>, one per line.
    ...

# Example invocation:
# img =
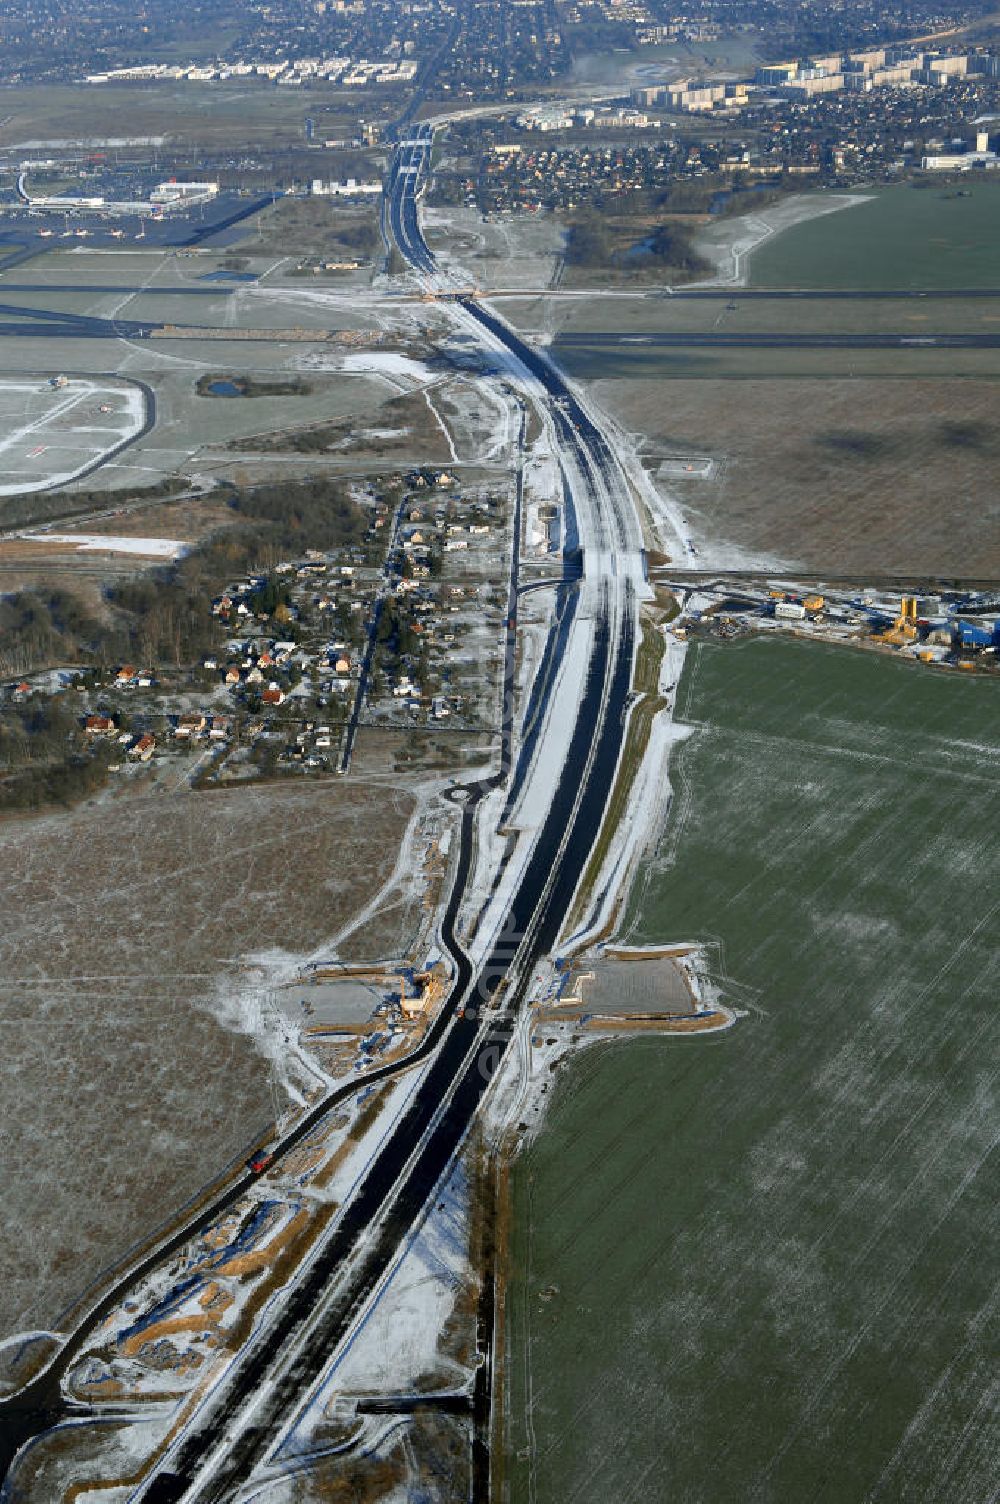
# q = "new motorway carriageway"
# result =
<box><xmin>0</xmin><ymin>125</ymin><xmax>653</xmax><ymax>1503</ymax></box>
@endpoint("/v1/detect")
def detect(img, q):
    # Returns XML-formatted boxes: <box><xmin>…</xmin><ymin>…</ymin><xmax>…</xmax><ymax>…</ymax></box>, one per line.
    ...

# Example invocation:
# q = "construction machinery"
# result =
<box><xmin>881</xmin><ymin>596</ymin><xmax>919</xmax><ymax>646</ymax></box>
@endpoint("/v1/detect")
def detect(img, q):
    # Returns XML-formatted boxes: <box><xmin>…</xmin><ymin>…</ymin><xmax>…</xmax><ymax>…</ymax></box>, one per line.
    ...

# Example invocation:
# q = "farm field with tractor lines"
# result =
<box><xmin>503</xmin><ymin>637</ymin><xmax>1000</xmax><ymax>1504</ymax></box>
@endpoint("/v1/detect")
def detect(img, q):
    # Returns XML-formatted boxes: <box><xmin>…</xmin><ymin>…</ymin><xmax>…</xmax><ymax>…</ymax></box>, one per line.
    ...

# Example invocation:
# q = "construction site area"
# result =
<box><xmin>670</xmin><ymin>577</ymin><xmax>1000</xmax><ymax>676</ymax></box>
<box><xmin>529</xmin><ymin>945</ymin><xmax>732</xmax><ymax>1037</ymax></box>
<box><xmin>278</xmin><ymin>962</ymin><xmax>450</xmax><ymax>1078</ymax></box>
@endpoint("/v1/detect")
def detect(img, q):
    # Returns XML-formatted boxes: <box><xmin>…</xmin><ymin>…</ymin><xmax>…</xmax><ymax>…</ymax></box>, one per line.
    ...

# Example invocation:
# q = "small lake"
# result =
<box><xmin>206</xmin><ymin>380</ymin><xmax>242</xmax><ymax>397</ymax></box>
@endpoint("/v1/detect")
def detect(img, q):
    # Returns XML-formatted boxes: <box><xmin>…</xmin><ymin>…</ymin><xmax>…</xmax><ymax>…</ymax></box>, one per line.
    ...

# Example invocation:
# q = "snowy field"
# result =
<box><xmin>0</xmin><ymin>376</ymin><xmax>146</xmax><ymax>497</ymax></box>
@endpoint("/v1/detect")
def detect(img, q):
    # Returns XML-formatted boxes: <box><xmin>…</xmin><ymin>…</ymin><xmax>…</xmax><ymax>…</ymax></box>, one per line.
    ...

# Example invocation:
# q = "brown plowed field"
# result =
<box><xmin>599</xmin><ymin>375</ymin><xmax>1000</xmax><ymax>576</ymax></box>
<box><xmin>0</xmin><ymin>779</ymin><xmax>413</xmax><ymax>1343</ymax></box>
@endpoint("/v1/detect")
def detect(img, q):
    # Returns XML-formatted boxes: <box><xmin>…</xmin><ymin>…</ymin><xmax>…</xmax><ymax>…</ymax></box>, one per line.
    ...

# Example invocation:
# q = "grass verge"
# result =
<box><xmin>565</xmin><ymin>615</ymin><xmax>665</xmax><ymax>934</ymax></box>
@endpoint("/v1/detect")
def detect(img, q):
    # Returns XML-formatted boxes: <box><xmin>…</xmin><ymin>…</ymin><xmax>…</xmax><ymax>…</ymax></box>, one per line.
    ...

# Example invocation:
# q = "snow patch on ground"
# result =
<box><xmin>687</xmin><ymin>532</ymin><xmax>795</xmax><ymax>572</ymax></box>
<box><xmin>47</xmin><ymin>1409</ymin><xmax>173</xmax><ymax>1503</ymax></box>
<box><xmin>523</xmin><ymin>445</ymin><xmax>560</xmax><ymax>508</ymax></box>
<box><xmin>0</xmin><ymin>1329</ymin><xmax>58</xmax><ymax>1355</ymax></box>
<box><xmin>562</xmin><ymin>630</ymin><xmax>690</xmax><ymax>951</ymax></box>
<box><xmin>341</xmin><ymin>351</ymin><xmax>436</xmax><ymax>388</ymax></box>
<box><xmin>320</xmin><ymin>1157</ymin><xmax>471</xmax><ymax>1397</ymax></box>
<box><xmin>207</xmin><ymin>948</ymin><xmax>336</xmax><ymax>1111</ymax></box>
<box><xmin>19</xmin><ymin>532</ymin><xmax>188</xmax><ymax>558</ymax></box>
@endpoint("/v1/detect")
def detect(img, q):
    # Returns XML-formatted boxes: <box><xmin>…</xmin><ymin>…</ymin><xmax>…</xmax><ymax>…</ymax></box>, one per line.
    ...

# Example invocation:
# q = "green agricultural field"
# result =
<box><xmin>504</xmin><ymin>637</ymin><xmax>1000</xmax><ymax>1504</ymax></box>
<box><xmin>549</xmin><ymin>336</ymin><xmax>1000</xmax><ymax>382</ymax></box>
<box><xmin>750</xmin><ymin>182</ymin><xmax>1000</xmax><ymax>289</ymax></box>
<box><xmin>548</xmin><ymin>293</ymin><xmax>1000</xmax><ymax>339</ymax></box>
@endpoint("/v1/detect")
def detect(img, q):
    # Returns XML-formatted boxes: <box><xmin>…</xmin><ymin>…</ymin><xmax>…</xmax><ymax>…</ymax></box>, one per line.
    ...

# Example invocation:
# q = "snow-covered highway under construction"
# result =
<box><xmin>0</xmin><ymin>121</ymin><xmax>692</xmax><ymax>1504</ymax></box>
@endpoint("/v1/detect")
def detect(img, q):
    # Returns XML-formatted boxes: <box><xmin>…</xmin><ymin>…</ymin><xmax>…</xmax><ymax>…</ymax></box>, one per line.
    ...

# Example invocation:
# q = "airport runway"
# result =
<box><xmin>667</xmin><ymin>287</ymin><xmax>1000</xmax><ymax>300</ymax></box>
<box><xmin>554</xmin><ymin>330</ymin><xmax>1000</xmax><ymax>349</ymax></box>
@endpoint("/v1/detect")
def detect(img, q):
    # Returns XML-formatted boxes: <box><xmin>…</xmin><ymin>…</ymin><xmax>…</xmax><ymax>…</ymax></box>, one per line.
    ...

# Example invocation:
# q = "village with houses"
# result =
<box><xmin>4</xmin><ymin>466</ymin><xmax>999</xmax><ymax>813</ymax></box>
<box><xmin>0</xmin><ymin>466</ymin><xmax>514</xmax><ymax>796</ymax></box>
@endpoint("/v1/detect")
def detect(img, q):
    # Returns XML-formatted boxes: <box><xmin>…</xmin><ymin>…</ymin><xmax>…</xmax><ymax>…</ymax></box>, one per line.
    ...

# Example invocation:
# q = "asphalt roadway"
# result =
<box><xmin>385</xmin><ymin>124</ymin><xmax>437</xmax><ymax>278</ymax></box>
